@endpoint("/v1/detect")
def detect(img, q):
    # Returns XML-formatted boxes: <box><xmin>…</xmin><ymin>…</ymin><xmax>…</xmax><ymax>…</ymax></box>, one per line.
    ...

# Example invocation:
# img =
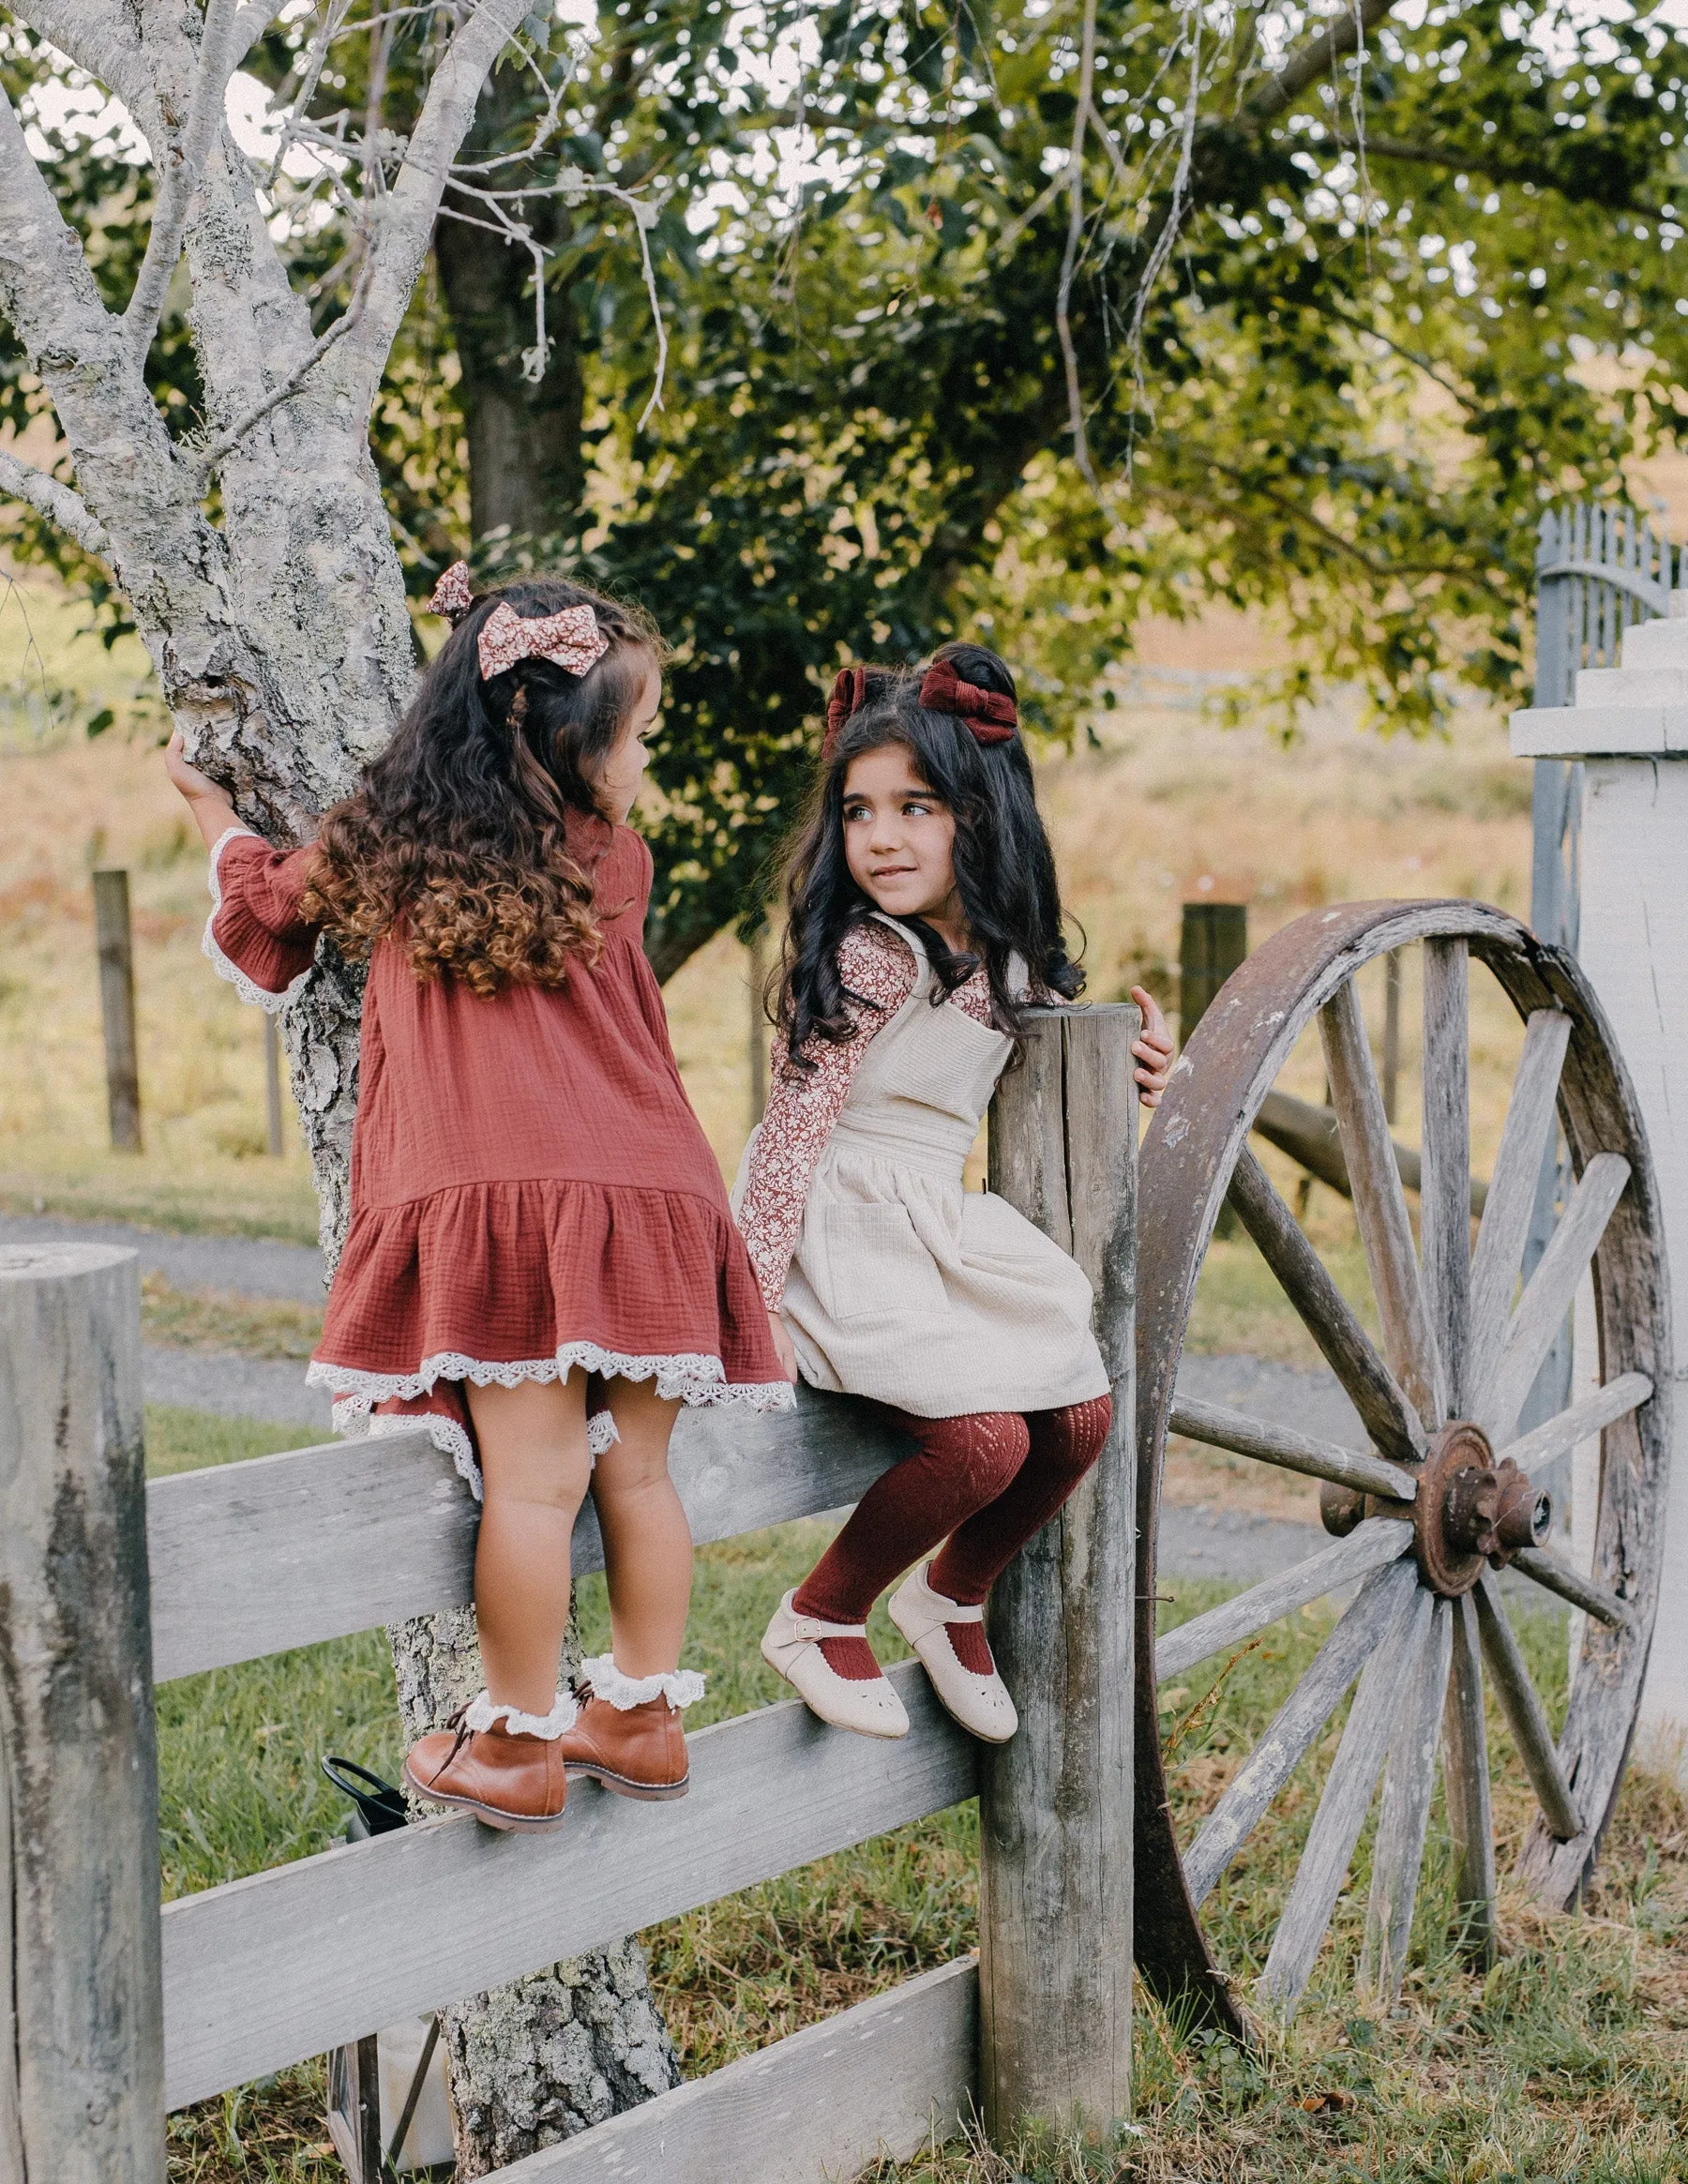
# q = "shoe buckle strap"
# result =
<box><xmin>792</xmin><ymin>1612</ymin><xmax>867</xmax><ymax>1642</ymax></box>
<box><xmin>940</xmin><ymin>1602</ymin><xmax>985</xmax><ymax>1623</ymax></box>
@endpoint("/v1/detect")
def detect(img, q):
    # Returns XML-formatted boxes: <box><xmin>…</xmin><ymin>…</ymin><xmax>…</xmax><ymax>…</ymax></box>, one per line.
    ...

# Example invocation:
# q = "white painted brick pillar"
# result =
<box><xmin>1513</xmin><ymin>604</ymin><xmax>1688</xmax><ymax>1782</ymax></box>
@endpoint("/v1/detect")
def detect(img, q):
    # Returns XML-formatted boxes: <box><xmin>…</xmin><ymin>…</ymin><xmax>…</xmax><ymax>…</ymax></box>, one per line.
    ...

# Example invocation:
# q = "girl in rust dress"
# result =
<box><xmin>168</xmin><ymin>564</ymin><xmax>792</xmax><ymax>1830</ymax></box>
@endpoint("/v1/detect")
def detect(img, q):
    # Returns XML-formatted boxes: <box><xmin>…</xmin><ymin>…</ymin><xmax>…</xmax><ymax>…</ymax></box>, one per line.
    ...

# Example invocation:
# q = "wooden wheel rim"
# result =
<box><xmin>1134</xmin><ymin>900</ymin><xmax>1673</xmax><ymax>2037</ymax></box>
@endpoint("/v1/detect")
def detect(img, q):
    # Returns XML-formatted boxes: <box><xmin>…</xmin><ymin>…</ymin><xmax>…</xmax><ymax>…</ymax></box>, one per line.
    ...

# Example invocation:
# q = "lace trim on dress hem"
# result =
<box><xmin>579</xmin><ymin>1654</ymin><xmax>706</xmax><ymax>1711</ymax></box>
<box><xmin>356</xmin><ymin>1404</ymin><xmax>484</xmax><ymax>1500</ymax></box>
<box><xmin>308</xmin><ymin>1345</ymin><xmax>796</xmax><ymax>1414</ymax></box>
<box><xmin>463</xmin><ymin>1689</ymin><xmax>580</xmax><ymax>1739</ymax></box>
<box><xmin>202</xmin><ymin>826</ymin><xmax>311</xmax><ymax>1016</ymax></box>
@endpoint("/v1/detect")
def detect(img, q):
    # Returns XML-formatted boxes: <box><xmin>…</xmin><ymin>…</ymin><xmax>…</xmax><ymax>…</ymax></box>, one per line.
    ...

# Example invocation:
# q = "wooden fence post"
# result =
<box><xmin>264</xmin><ymin>1014</ymin><xmax>286</xmax><ymax>1157</ymax></box>
<box><xmin>983</xmin><ymin>1004</ymin><xmax>1138</xmax><ymax>2135</ymax></box>
<box><xmin>0</xmin><ymin>1243</ymin><xmax>164</xmax><ymax>2182</ymax></box>
<box><xmin>1179</xmin><ymin>901</ymin><xmax>1247</xmax><ymax>1040</ymax></box>
<box><xmin>93</xmin><ymin>868</ymin><xmax>143</xmax><ymax>1152</ymax></box>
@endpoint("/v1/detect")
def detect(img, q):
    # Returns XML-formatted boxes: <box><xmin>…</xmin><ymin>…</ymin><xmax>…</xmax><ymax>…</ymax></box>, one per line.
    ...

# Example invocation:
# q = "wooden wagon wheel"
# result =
<box><xmin>1134</xmin><ymin>901</ymin><xmax>1673</xmax><ymax>2036</ymax></box>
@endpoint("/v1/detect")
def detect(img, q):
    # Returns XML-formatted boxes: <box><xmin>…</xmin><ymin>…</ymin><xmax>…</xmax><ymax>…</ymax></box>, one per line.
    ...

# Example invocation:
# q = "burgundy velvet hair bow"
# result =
<box><xmin>821</xmin><ymin>666</ymin><xmax>869</xmax><ymax>761</ymax></box>
<box><xmin>917</xmin><ymin>659</ymin><xmax>1017</xmax><ymax>741</ymax></box>
<box><xmin>821</xmin><ymin>659</ymin><xmax>1018</xmax><ymax>762</ymax></box>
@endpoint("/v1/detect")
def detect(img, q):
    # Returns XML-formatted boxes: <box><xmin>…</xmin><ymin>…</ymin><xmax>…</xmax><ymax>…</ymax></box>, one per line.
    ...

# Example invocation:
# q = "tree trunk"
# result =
<box><xmin>431</xmin><ymin>64</ymin><xmax>586</xmax><ymax>546</ymax></box>
<box><xmin>387</xmin><ymin>1608</ymin><xmax>680</xmax><ymax>2176</ymax></box>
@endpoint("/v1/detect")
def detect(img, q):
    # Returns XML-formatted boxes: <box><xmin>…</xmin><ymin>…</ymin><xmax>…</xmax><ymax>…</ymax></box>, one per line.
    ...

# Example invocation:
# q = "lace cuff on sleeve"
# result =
<box><xmin>203</xmin><ymin>828</ymin><xmax>324</xmax><ymax>1013</ymax></box>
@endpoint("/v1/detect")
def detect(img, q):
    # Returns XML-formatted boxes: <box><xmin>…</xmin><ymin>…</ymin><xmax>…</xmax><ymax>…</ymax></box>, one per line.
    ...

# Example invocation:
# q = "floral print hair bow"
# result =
<box><xmin>476</xmin><ymin>600</ymin><xmax>610</xmax><ymax>683</ymax></box>
<box><xmin>428</xmin><ymin>560</ymin><xmax>475</xmax><ymax>622</ymax></box>
<box><xmin>427</xmin><ymin>560</ymin><xmax>611</xmax><ymax>683</ymax></box>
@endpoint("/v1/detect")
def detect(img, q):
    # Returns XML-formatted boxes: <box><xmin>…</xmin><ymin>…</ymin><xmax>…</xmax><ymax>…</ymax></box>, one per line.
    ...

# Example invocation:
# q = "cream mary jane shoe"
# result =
<box><xmin>760</xmin><ymin>1590</ymin><xmax>910</xmax><ymax>1740</ymax></box>
<box><xmin>888</xmin><ymin>1561</ymin><xmax>1018</xmax><ymax>1744</ymax></box>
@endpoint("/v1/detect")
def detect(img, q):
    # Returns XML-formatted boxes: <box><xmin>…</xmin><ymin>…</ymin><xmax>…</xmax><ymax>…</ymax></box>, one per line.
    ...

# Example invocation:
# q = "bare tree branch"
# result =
<box><xmin>0</xmin><ymin>82</ymin><xmax>185</xmax><ymax>546</ymax></box>
<box><xmin>125</xmin><ymin>0</ymin><xmax>247</xmax><ymax>361</ymax></box>
<box><xmin>338</xmin><ymin>0</ymin><xmax>534</xmax><ymax>414</ymax></box>
<box><xmin>1056</xmin><ymin>0</ymin><xmax>1102</xmax><ymax>491</ymax></box>
<box><xmin>1250</xmin><ymin>0</ymin><xmax>1395</xmax><ymax>121</ymax></box>
<box><xmin>15</xmin><ymin>0</ymin><xmax>166</xmax><ymax>142</ymax></box>
<box><xmin>0</xmin><ymin>447</ymin><xmax>111</xmax><ymax>557</ymax></box>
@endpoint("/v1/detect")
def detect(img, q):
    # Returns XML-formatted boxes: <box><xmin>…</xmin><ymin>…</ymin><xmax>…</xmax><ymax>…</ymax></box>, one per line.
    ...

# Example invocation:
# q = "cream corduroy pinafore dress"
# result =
<box><xmin>747</xmin><ymin>917</ymin><xmax>1110</xmax><ymax>1418</ymax></box>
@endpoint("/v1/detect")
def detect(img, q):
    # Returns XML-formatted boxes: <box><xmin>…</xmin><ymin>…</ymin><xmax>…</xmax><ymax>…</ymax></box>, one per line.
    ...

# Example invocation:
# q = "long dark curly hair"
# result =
<box><xmin>776</xmin><ymin>641</ymin><xmax>1083</xmax><ymax>1068</ymax></box>
<box><xmin>302</xmin><ymin>576</ymin><xmax>659</xmax><ymax>995</ymax></box>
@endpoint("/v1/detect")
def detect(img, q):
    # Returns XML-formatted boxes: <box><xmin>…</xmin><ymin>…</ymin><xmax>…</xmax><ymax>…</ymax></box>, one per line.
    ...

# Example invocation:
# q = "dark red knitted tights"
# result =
<box><xmin>791</xmin><ymin>1395</ymin><xmax>1111</xmax><ymax>1680</ymax></box>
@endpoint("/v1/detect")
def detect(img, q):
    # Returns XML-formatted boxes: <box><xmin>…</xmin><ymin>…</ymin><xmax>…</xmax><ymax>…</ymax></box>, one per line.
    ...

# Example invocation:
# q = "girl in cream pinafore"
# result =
<box><xmin>743</xmin><ymin>915</ymin><xmax>1109</xmax><ymax>1418</ymax></box>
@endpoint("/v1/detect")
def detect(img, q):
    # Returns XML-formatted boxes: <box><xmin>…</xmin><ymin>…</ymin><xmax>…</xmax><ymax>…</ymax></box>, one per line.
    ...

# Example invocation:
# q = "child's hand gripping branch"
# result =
<box><xmin>170</xmin><ymin>565</ymin><xmax>792</xmax><ymax>1833</ymax></box>
<box><xmin>733</xmin><ymin>645</ymin><xmax>1170</xmax><ymax>1745</ymax></box>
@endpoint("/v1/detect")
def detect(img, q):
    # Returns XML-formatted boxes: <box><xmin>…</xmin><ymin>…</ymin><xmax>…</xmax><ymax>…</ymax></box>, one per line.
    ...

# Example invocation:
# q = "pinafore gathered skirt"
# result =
<box><xmin>745</xmin><ymin>918</ymin><xmax>1110</xmax><ymax>1417</ymax></box>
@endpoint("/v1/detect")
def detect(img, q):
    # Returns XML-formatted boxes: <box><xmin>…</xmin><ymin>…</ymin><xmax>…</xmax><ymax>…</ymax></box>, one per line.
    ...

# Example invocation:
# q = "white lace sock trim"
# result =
<box><xmin>463</xmin><ymin>1689</ymin><xmax>579</xmax><ymax>1739</ymax></box>
<box><xmin>580</xmin><ymin>1653</ymin><xmax>706</xmax><ymax>1711</ymax></box>
<box><xmin>309</xmin><ymin>1345</ymin><xmax>795</xmax><ymax>1415</ymax></box>
<box><xmin>202</xmin><ymin>825</ymin><xmax>312</xmax><ymax>1016</ymax></box>
<box><xmin>350</xmin><ymin>1402</ymin><xmax>484</xmax><ymax>1501</ymax></box>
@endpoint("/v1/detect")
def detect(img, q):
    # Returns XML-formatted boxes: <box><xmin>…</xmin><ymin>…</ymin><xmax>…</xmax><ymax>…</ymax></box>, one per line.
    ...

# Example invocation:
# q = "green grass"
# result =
<box><xmin>153</xmin><ymin>1410</ymin><xmax>1688</xmax><ymax>2184</ymax></box>
<box><xmin>145</xmin><ymin>1404</ymin><xmax>326</xmax><ymax>1479</ymax></box>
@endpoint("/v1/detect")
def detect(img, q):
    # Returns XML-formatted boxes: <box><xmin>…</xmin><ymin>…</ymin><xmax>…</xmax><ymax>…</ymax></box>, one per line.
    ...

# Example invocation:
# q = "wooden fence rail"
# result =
<box><xmin>0</xmin><ymin>1003</ymin><xmax>1138</xmax><ymax>2181</ymax></box>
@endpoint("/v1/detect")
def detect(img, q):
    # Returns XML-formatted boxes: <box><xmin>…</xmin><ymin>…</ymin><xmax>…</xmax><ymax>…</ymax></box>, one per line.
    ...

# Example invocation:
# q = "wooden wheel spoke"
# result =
<box><xmin>1168</xmin><ymin>1394</ymin><xmax>1418</xmax><ymax>1503</ymax></box>
<box><xmin>1261</xmin><ymin>1580</ymin><xmax>1435</xmax><ymax>2013</ymax></box>
<box><xmin>1360</xmin><ymin>1596</ymin><xmax>1454</xmax><ymax>2002</ymax></box>
<box><xmin>1227</xmin><ymin>1150</ymin><xmax>1425</xmax><ymax>1465</ymax></box>
<box><xmin>1466</xmin><ymin>1011</ymin><xmax>1573</xmax><ymax>1403</ymax></box>
<box><xmin>1494</xmin><ymin>1371</ymin><xmax>1652</xmax><ymax>1477</ymax></box>
<box><xmin>1442</xmin><ymin>1591</ymin><xmax>1496</xmax><ymax>1965</ymax></box>
<box><xmin>1478</xmin><ymin>1152</ymin><xmax>1631</xmax><ymax>1447</ymax></box>
<box><xmin>1156</xmin><ymin>1518</ymin><xmax>1414</xmax><ymax>1685</ymax></box>
<box><xmin>1319</xmin><ymin>978</ymin><xmax>1443</xmax><ymax>1427</ymax></box>
<box><xmin>1420</xmin><ymin>941</ymin><xmax>1472</xmax><ymax>1417</ymax></box>
<box><xmin>1182</xmin><ymin>1559</ymin><xmax>1417</xmax><ymax>1912</ymax></box>
<box><xmin>1472</xmin><ymin>1575</ymin><xmax>1584</xmax><ymax>1843</ymax></box>
<box><xmin>1511</xmin><ymin>1544</ymin><xmax>1631</xmax><ymax>1630</ymax></box>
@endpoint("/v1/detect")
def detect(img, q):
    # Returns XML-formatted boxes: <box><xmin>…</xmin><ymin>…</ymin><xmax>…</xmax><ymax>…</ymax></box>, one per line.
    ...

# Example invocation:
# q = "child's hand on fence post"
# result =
<box><xmin>166</xmin><ymin>730</ymin><xmax>240</xmax><ymax>851</ymax></box>
<box><xmin>1128</xmin><ymin>987</ymin><xmax>1175</xmax><ymax>1107</ymax></box>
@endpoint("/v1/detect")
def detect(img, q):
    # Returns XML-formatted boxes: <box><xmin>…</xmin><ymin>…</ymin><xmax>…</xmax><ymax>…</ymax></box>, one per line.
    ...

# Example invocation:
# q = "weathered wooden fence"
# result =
<box><xmin>0</xmin><ymin>1004</ymin><xmax>1138</xmax><ymax>2183</ymax></box>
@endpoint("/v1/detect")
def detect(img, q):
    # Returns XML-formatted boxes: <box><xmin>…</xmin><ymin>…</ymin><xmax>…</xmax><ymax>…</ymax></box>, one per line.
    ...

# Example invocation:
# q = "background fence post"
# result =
<box><xmin>982</xmin><ymin>1003</ymin><xmax>1138</xmax><ymax>2135</ymax></box>
<box><xmin>264</xmin><ymin>1015</ymin><xmax>286</xmax><ymax>1157</ymax></box>
<box><xmin>0</xmin><ymin>1242</ymin><xmax>164</xmax><ymax>2182</ymax></box>
<box><xmin>93</xmin><ymin>867</ymin><xmax>143</xmax><ymax>1152</ymax></box>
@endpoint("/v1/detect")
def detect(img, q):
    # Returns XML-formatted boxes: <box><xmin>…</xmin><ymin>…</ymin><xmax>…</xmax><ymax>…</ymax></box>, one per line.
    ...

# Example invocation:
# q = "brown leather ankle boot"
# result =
<box><xmin>404</xmin><ymin>1696</ymin><xmax>571</xmax><ymax>1832</ymax></box>
<box><xmin>557</xmin><ymin>1686</ymin><xmax>691</xmax><ymax>1800</ymax></box>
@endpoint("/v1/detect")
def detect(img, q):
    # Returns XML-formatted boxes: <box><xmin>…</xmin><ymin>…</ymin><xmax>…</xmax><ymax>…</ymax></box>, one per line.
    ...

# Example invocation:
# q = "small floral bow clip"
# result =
<box><xmin>477</xmin><ymin>600</ymin><xmax>610</xmax><ymax>683</ymax></box>
<box><xmin>428</xmin><ymin>560</ymin><xmax>475</xmax><ymax>621</ymax></box>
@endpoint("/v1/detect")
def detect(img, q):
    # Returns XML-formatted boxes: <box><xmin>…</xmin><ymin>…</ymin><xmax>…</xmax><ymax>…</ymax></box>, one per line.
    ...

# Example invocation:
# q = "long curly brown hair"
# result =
<box><xmin>301</xmin><ymin>576</ymin><xmax>660</xmax><ymax>996</ymax></box>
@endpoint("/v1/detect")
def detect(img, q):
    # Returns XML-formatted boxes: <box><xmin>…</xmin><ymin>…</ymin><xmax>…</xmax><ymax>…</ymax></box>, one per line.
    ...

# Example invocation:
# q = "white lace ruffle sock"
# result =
<box><xmin>580</xmin><ymin>1654</ymin><xmax>706</xmax><ymax>1710</ymax></box>
<box><xmin>462</xmin><ymin>1689</ymin><xmax>580</xmax><ymax>1739</ymax></box>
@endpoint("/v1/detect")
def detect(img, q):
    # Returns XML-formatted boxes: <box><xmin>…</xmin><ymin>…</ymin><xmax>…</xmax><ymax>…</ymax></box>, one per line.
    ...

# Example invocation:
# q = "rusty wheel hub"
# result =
<box><xmin>1411</xmin><ymin>1422</ymin><xmax>1552</xmax><ymax>1596</ymax></box>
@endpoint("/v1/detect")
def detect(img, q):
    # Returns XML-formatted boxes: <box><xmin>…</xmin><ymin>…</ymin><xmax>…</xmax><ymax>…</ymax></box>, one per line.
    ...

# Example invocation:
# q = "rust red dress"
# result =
<box><xmin>203</xmin><ymin>811</ymin><xmax>791</xmax><ymax>1492</ymax></box>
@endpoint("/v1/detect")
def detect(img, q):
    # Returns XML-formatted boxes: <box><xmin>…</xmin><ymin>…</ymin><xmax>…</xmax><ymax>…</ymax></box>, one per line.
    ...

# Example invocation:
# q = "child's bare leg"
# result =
<box><xmin>467</xmin><ymin>1374</ymin><xmax>593</xmax><ymax>1714</ymax></box>
<box><xmin>591</xmin><ymin>1379</ymin><xmax>690</xmax><ymax>1675</ymax></box>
